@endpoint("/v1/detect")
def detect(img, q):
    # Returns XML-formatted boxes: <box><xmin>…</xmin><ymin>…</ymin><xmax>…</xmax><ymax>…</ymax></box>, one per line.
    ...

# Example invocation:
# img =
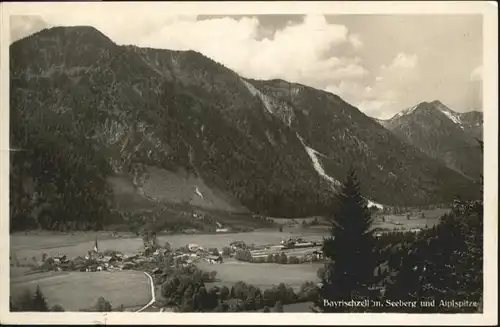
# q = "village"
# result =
<box><xmin>33</xmin><ymin>233</ymin><xmax>327</xmax><ymax>276</ymax></box>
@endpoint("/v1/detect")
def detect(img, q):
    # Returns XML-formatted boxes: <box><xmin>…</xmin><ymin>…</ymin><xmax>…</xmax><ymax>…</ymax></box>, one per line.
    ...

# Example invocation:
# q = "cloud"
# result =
<box><xmin>10</xmin><ymin>13</ymin><xmax>481</xmax><ymax>118</ymax></box>
<box><xmin>16</xmin><ymin>14</ymin><xmax>367</xmax><ymax>92</ymax></box>
<box><xmin>10</xmin><ymin>15</ymin><xmax>48</xmax><ymax>42</ymax></box>
<box><xmin>325</xmin><ymin>52</ymin><xmax>420</xmax><ymax>119</ymax></box>
<box><xmin>137</xmin><ymin>14</ymin><xmax>368</xmax><ymax>90</ymax></box>
<box><xmin>468</xmin><ymin>65</ymin><xmax>483</xmax><ymax>111</ymax></box>
<box><xmin>348</xmin><ymin>34</ymin><xmax>363</xmax><ymax>49</ymax></box>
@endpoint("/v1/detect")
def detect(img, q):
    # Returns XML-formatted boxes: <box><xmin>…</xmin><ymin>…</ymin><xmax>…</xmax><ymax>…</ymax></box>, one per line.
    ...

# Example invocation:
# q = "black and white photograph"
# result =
<box><xmin>1</xmin><ymin>1</ymin><xmax>497</xmax><ymax>325</ymax></box>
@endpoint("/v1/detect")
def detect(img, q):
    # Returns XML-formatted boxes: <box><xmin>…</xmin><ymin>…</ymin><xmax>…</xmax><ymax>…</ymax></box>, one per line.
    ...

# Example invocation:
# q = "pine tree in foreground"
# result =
<box><xmin>32</xmin><ymin>285</ymin><xmax>49</xmax><ymax>312</ymax></box>
<box><xmin>315</xmin><ymin>168</ymin><xmax>377</xmax><ymax>312</ymax></box>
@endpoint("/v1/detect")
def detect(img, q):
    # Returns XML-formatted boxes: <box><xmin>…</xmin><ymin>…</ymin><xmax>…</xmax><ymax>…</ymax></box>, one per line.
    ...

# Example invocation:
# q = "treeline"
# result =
<box><xmin>9</xmin><ymin>104</ymin><xmax>116</xmax><ymax>232</ymax></box>
<box><xmin>11</xmin><ymin>285</ymin><xmax>133</xmax><ymax>312</ymax></box>
<box><xmin>159</xmin><ymin>263</ymin><xmax>319</xmax><ymax>312</ymax></box>
<box><xmin>10</xmin><ymin>286</ymin><xmax>64</xmax><ymax>312</ymax></box>
<box><xmin>234</xmin><ymin>249</ymin><xmax>321</xmax><ymax>265</ymax></box>
<box><xmin>381</xmin><ymin>199</ymin><xmax>483</xmax><ymax>312</ymax></box>
<box><xmin>315</xmin><ymin>157</ymin><xmax>483</xmax><ymax>313</ymax></box>
<box><xmin>375</xmin><ymin>203</ymin><xmax>451</xmax><ymax>215</ymax></box>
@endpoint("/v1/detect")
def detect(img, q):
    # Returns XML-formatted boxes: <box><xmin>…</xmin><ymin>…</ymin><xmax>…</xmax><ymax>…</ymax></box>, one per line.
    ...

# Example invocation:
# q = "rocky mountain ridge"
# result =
<box><xmin>378</xmin><ymin>100</ymin><xmax>483</xmax><ymax>180</ymax></box>
<box><xmin>9</xmin><ymin>26</ymin><xmax>480</xmax><ymax>230</ymax></box>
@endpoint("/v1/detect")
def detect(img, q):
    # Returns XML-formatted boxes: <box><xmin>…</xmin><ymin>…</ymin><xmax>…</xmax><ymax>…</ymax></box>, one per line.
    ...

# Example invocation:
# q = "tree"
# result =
<box><xmin>317</xmin><ymin>168</ymin><xmax>376</xmax><ymax>312</ymax></box>
<box><xmin>235</xmin><ymin>249</ymin><xmax>253</xmax><ymax>262</ymax></box>
<box><xmin>207</xmin><ymin>286</ymin><xmax>221</xmax><ymax>310</ymax></box>
<box><xmin>15</xmin><ymin>289</ymin><xmax>34</xmax><ymax>311</ymax></box>
<box><xmin>263</xmin><ymin>289</ymin><xmax>276</xmax><ymax>307</ymax></box>
<box><xmin>272</xmin><ymin>300</ymin><xmax>284</xmax><ymax>312</ymax></box>
<box><xmin>220</xmin><ymin>286</ymin><xmax>230</xmax><ymax>302</ymax></box>
<box><xmin>278</xmin><ymin>252</ymin><xmax>288</xmax><ymax>264</ymax></box>
<box><xmin>214</xmin><ymin>302</ymin><xmax>229</xmax><ymax>312</ymax></box>
<box><xmin>50</xmin><ymin>304</ymin><xmax>65</xmax><ymax>312</ymax></box>
<box><xmin>316</xmin><ymin>266</ymin><xmax>326</xmax><ymax>281</ymax></box>
<box><xmin>222</xmin><ymin>246</ymin><xmax>232</xmax><ymax>257</ymax></box>
<box><xmin>384</xmin><ymin>139</ymin><xmax>484</xmax><ymax>313</ymax></box>
<box><xmin>298</xmin><ymin>281</ymin><xmax>320</xmax><ymax>302</ymax></box>
<box><xmin>193</xmin><ymin>286</ymin><xmax>208</xmax><ymax>311</ymax></box>
<box><xmin>93</xmin><ymin>297</ymin><xmax>112</xmax><ymax>312</ymax></box>
<box><xmin>209</xmin><ymin>248</ymin><xmax>220</xmax><ymax>256</ymax></box>
<box><xmin>32</xmin><ymin>286</ymin><xmax>49</xmax><ymax>312</ymax></box>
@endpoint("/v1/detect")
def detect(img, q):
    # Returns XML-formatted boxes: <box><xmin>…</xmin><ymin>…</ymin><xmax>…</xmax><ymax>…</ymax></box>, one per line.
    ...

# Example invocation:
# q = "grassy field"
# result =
<box><xmin>372</xmin><ymin>208</ymin><xmax>449</xmax><ymax>230</ymax></box>
<box><xmin>10</xmin><ymin>270</ymin><xmax>151</xmax><ymax>311</ymax></box>
<box><xmin>10</xmin><ymin>208</ymin><xmax>449</xmax><ymax>261</ymax></box>
<box><xmin>198</xmin><ymin>259</ymin><xmax>323</xmax><ymax>292</ymax></box>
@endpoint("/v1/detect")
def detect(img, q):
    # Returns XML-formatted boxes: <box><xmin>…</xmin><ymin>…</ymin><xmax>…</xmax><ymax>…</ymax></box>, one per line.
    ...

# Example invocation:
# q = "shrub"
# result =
<box><xmin>208</xmin><ymin>247</ymin><xmax>220</xmax><ymax>256</ymax></box>
<box><xmin>234</xmin><ymin>249</ymin><xmax>253</xmax><ymax>262</ymax></box>
<box><xmin>278</xmin><ymin>253</ymin><xmax>288</xmax><ymax>264</ymax></box>
<box><xmin>222</xmin><ymin>246</ymin><xmax>232</xmax><ymax>257</ymax></box>
<box><xmin>93</xmin><ymin>297</ymin><xmax>112</xmax><ymax>312</ymax></box>
<box><xmin>272</xmin><ymin>300</ymin><xmax>284</xmax><ymax>312</ymax></box>
<box><xmin>50</xmin><ymin>304</ymin><xmax>65</xmax><ymax>312</ymax></box>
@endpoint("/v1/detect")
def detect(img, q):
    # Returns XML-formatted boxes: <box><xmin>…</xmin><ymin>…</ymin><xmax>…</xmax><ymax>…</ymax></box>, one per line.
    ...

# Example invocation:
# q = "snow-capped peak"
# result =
<box><xmin>431</xmin><ymin>101</ymin><xmax>464</xmax><ymax>129</ymax></box>
<box><xmin>392</xmin><ymin>101</ymin><xmax>465</xmax><ymax>130</ymax></box>
<box><xmin>392</xmin><ymin>104</ymin><xmax>419</xmax><ymax>119</ymax></box>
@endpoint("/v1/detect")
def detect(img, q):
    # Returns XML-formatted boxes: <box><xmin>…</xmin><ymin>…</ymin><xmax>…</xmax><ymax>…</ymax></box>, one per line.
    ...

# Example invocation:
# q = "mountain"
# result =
<box><xmin>459</xmin><ymin>110</ymin><xmax>483</xmax><ymax>141</ymax></box>
<box><xmin>378</xmin><ymin>100</ymin><xmax>483</xmax><ymax>180</ymax></box>
<box><xmin>242</xmin><ymin>80</ymin><xmax>479</xmax><ymax>205</ymax></box>
<box><xmin>9</xmin><ymin>26</ymin><xmax>480</xmax><ymax>231</ymax></box>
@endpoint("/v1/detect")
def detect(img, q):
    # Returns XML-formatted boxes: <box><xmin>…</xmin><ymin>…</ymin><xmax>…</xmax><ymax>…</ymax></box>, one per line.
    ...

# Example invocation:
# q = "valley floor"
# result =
<box><xmin>9</xmin><ymin>208</ymin><xmax>446</xmax><ymax>312</ymax></box>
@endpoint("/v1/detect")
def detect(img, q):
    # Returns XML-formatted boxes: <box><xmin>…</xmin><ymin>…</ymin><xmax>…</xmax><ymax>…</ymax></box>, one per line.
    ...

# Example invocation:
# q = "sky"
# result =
<box><xmin>10</xmin><ymin>13</ymin><xmax>483</xmax><ymax>119</ymax></box>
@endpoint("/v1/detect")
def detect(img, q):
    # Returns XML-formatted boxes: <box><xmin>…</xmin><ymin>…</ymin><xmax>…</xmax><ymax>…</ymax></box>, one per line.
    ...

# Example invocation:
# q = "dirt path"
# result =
<box><xmin>136</xmin><ymin>272</ymin><xmax>155</xmax><ymax>312</ymax></box>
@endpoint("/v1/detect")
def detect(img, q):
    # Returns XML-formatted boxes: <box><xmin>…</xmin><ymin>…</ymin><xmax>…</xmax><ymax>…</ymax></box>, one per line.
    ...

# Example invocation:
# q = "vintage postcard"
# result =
<box><xmin>0</xmin><ymin>1</ymin><xmax>497</xmax><ymax>325</ymax></box>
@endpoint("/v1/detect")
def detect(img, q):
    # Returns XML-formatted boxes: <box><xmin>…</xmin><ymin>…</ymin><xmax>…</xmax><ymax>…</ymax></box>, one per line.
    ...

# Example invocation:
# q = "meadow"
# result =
<box><xmin>9</xmin><ymin>208</ymin><xmax>446</xmax><ymax>261</ymax></box>
<box><xmin>198</xmin><ymin>259</ymin><xmax>324</xmax><ymax>292</ymax></box>
<box><xmin>10</xmin><ymin>270</ymin><xmax>151</xmax><ymax>311</ymax></box>
<box><xmin>372</xmin><ymin>208</ymin><xmax>448</xmax><ymax>230</ymax></box>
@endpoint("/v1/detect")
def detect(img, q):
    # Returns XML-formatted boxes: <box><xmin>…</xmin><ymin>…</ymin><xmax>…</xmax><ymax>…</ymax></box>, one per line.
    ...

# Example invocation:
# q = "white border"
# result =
<box><xmin>0</xmin><ymin>1</ymin><xmax>497</xmax><ymax>325</ymax></box>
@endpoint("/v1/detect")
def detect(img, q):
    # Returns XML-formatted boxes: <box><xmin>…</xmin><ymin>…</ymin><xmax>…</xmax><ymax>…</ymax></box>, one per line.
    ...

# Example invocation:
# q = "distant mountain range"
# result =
<box><xmin>377</xmin><ymin>100</ymin><xmax>483</xmax><ymax>180</ymax></box>
<box><xmin>9</xmin><ymin>26</ymin><xmax>481</xmax><ymax>230</ymax></box>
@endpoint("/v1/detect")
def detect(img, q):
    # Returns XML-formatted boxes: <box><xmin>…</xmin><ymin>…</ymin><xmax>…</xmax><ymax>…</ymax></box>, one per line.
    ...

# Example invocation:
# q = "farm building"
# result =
<box><xmin>188</xmin><ymin>243</ymin><xmax>201</xmax><ymax>252</ymax></box>
<box><xmin>204</xmin><ymin>255</ymin><xmax>223</xmax><ymax>264</ymax></box>
<box><xmin>229</xmin><ymin>241</ymin><xmax>247</xmax><ymax>251</ymax></box>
